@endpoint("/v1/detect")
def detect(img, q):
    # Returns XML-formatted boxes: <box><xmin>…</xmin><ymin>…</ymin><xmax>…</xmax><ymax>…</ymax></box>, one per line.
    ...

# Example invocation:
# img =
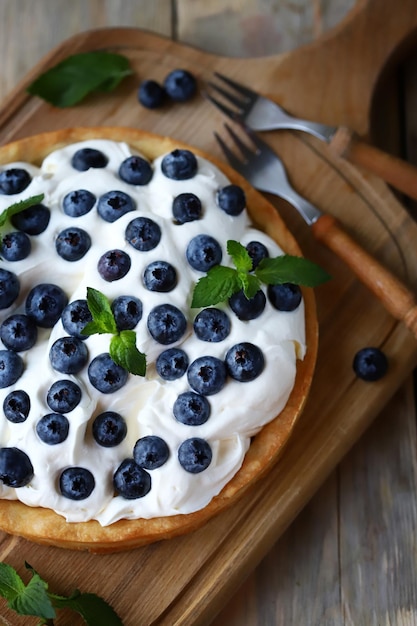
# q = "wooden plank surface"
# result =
<box><xmin>0</xmin><ymin>1</ymin><xmax>417</xmax><ymax>625</ymax></box>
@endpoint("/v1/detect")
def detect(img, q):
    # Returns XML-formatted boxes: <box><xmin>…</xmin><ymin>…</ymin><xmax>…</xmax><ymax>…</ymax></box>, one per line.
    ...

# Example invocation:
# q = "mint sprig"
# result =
<box><xmin>82</xmin><ymin>287</ymin><xmax>146</xmax><ymax>376</ymax></box>
<box><xmin>0</xmin><ymin>193</ymin><xmax>45</xmax><ymax>232</ymax></box>
<box><xmin>0</xmin><ymin>561</ymin><xmax>123</xmax><ymax>625</ymax></box>
<box><xmin>191</xmin><ymin>239</ymin><xmax>330</xmax><ymax>308</ymax></box>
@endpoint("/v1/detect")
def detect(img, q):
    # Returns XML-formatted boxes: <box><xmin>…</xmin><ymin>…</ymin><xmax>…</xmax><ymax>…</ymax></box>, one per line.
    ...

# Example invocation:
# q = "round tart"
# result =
<box><xmin>0</xmin><ymin>127</ymin><xmax>317</xmax><ymax>552</ymax></box>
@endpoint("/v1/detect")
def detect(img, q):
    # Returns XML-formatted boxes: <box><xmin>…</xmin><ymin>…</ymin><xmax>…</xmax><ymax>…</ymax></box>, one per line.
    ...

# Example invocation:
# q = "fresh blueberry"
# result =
<box><xmin>0</xmin><ymin>168</ymin><xmax>31</xmax><ymax>195</ymax></box>
<box><xmin>143</xmin><ymin>260</ymin><xmax>177</xmax><ymax>292</ymax></box>
<box><xmin>164</xmin><ymin>69</ymin><xmax>197</xmax><ymax>102</ymax></box>
<box><xmin>97</xmin><ymin>249</ymin><xmax>131</xmax><ymax>282</ymax></box>
<box><xmin>55</xmin><ymin>227</ymin><xmax>91</xmax><ymax>262</ymax></box>
<box><xmin>10</xmin><ymin>203</ymin><xmax>50</xmax><ymax>235</ymax></box>
<box><xmin>0</xmin><ymin>269</ymin><xmax>19</xmax><ymax>309</ymax></box>
<box><xmin>62</xmin><ymin>189</ymin><xmax>96</xmax><ymax>217</ymax></box>
<box><xmin>59</xmin><ymin>466</ymin><xmax>95</xmax><ymax>500</ymax></box>
<box><xmin>61</xmin><ymin>299</ymin><xmax>92</xmax><ymax>339</ymax></box>
<box><xmin>71</xmin><ymin>148</ymin><xmax>108</xmax><ymax>171</ymax></box>
<box><xmin>88</xmin><ymin>353</ymin><xmax>128</xmax><ymax>394</ymax></box>
<box><xmin>25</xmin><ymin>283</ymin><xmax>68</xmax><ymax>328</ymax></box>
<box><xmin>97</xmin><ymin>190</ymin><xmax>135</xmax><ymax>223</ymax></box>
<box><xmin>172</xmin><ymin>193</ymin><xmax>202</xmax><ymax>224</ymax></box>
<box><xmin>92</xmin><ymin>411</ymin><xmax>127</xmax><ymax>447</ymax></box>
<box><xmin>111</xmin><ymin>295</ymin><xmax>142</xmax><ymax>330</ymax></box>
<box><xmin>187</xmin><ymin>356</ymin><xmax>227</xmax><ymax>395</ymax></box>
<box><xmin>186</xmin><ymin>234</ymin><xmax>222</xmax><ymax>272</ymax></box>
<box><xmin>178</xmin><ymin>438</ymin><xmax>212</xmax><ymax>473</ymax></box>
<box><xmin>137</xmin><ymin>79</ymin><xmax>166</xmax><ymax>109</ymax></box>
<box><xmin>119</xmin><ymin>155</ymin><xmax>153</xmax><ymax>185</ymax></box>
<box><xmin>0</xmin><ymin>350</ymin><xmax>24</xmax><ymax>388</ymax></box>
<box><xmin>353</xmin><ymin>347</ymin><xmax>388</xmax><ymax>381</ymax></box>
<box><xmin>46</xmin><ymin>380</ymin><xmax>82</xmax><ymax>413</ymax></box>
<box><xmin>3</xmin><ymin>390</ymin><xmax>30</xmax><ymax>423</ymax></box>
<box><xmin>246</xmin><ymin>241</ymin><xmax>269</xmax><ymax>269</ymax></box>
<box><xmin>225</xmin><ymin>342</ymin><xmax>265</xmax><ymax>382</ymax></box>
<box><xmin>133</xmin><ymin>435</ymin><xmax>169</xmax><ymax>469</ymax></box>
<box><xmin>267</xmin><ymin>283</ymin><xmax>302</xmax><ymax>311</ymax></box>
<box><xmin>193</xmin><ymin>308</ymin><xmax>230</xmax><ymax>342</ymax></box>
<box><xmin>1</xmin><ymin>231</ymin><xmax>31</xmax><ymax>261</ymax></box>
<box><xmin>156</xmin><ymin>347</ymin><xmax>189</xmax><ymax>380</ymax></box>
<box><xmin>36</xmin><ymin>413</ymin><xmax>69</xmax><ymax>445</ymax></box>
<box><xmin>113</xmin><ymin>458</ymin><xmax>151</xmax><ymax>499</ymax></box>
<box><xmin>49</xmin><ymin>336</ymin><xmax>88</xmax><ymax>375</ymax></box>
<box><xmin>173</xmin><ymin>391</ymin><xmax>211</xmax><ymax>426</ymax></box>
<box><xmin>229</xmin><ymin>289</ymin><xmax>266</xmax><ymax>321</ymax></box>
<box><xmin>147</xmin><ymin>304</ymin><xmax>187</xmax><ymax>345</ymax></box>
<box><xmin>161</xmin><ymin>149</ymin><xmax>198</xmax><ymax>180</ymax></box>
<box><xmin>0</xmin><ymin>447</ymin><xmax>33</xmax><ymax>487</ymax></box>
<box><xmin>0</xmin><ymin>314</ymin><xmax>37</xmax><ymax>351</ymax></box>
<box><xmin>217</xmin><ymin>184</ymin><xmax>246</xmax><ymax>216</ymax></box>
<box><xmin>125</xmin><ymin>216</ymin><xmax>161</xmax><ymax>251</ymax></box>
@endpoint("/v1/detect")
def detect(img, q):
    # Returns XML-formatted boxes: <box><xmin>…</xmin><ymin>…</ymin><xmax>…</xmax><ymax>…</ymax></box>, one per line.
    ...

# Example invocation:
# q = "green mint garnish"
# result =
<box><xmin>191</xmin><ymin>239</ymin><xmax>330</xmax><ymax>308</ymax></box>
<box><xmin>0</xmin><ymin>561</ymin><xmax>123</xmax><ymax>625</ymax></box>
<box><xmin>82</xmin><ymin>287</ymin><xmax>146</xmax><ymax>376</ymax></box>
<box><xmin>0</xmin><ymin>193</ymin><xmax>44</xmax><ymax>232</ymax></box>
<box><xmin>27</xmin><ymin>51</ymin><xmax>133</xmax><ymax>108</ymax></box>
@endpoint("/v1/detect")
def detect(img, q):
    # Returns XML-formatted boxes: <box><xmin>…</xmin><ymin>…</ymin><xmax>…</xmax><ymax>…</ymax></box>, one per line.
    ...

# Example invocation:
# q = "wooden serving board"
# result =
<box><xmin>1</xmin><ymin>0</ymin><xmax>417</xmax><ymax>623</ymax></box>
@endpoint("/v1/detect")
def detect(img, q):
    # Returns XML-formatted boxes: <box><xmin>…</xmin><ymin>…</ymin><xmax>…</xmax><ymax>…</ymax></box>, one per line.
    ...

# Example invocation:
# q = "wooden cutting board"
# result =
<box><xmin>1</xmin><ymin>0</ymin><xmax>417</xmax><ymax>624</ymax></box>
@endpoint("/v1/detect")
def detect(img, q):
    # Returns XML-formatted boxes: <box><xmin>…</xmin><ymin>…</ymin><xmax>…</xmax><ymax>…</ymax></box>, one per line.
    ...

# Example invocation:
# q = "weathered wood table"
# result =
<box><xmin>1</xmin><ymin>1</ymin><xmax>417</xmax><ymax>625</ymax></box>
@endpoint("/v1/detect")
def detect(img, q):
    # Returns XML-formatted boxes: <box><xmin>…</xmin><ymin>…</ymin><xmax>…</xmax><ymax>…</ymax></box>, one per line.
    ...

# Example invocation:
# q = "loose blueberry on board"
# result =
<box><xmin>0</xmin><ymin>447</ymin><xmax>33</xmax><ymax>487</ymax></box>
<box><xmin>25</xmin><ymin>283</ymin><xmax>68</xmax><ymax>328</ymax></box>
<box><xmin>55</xmin><ymin>227</ymin><xmax>91</xmax><ymax>262</ymax></box>
<box><xmin>163</xmin><ymin>69</ymin><xmax>197</xmax><ymax>102</ymax></box>
<box><xmin>113</xmin><ymin>458</ymin><xmax>151</xmax><ymax>499</ymax></box>
<box><xmin>49</xmin><ymin>336</ymin><xmax>88</xmax><ymax>375</ymax></box>
<box><xmin>0</xmin><ymin>268</ymin><xmax>20</xmax><ymax>309</ymax></box>
<box><xmin>61</xmin><ymin>299</ymin><xmax>92</xmax><ymax>339</ymax></box>
<box><xmin>62</xmin><ymin>189</ymin><xmax>96</xmax><ymax>217</ymax></box>
<box><xmin>217</xmin><ymin>184</ymin><xmax>246</xmax><ymax>216</ymax></box>
<box><xmin>173</xmin><ymin>391</ymin><xmax>211</xmax><ymax>426</ymax></box>
<box><xmin>1</xmin><ymin>231</ymin><xmax>31</xmax><ymax>261</ymax></box>
<box><xmin>246</xmin><ymin>241</ymin><xmax>269</xmax><ymax>270</ymax></box>
<box><xmin>36</xmin><ymin>413</ymin><xmax>69</xmax><ymax>445</ymax></box>
<box><xmin>353</xmin><ymin>347</ymin><xmax>388</xmax><ymax>382</ymax></box>
<box><xmin>187</xmin><ymin>355</ymin><xmax>227</xmax><ymax>395</ymax></box>
<box><xmin>119</xmin><ymin>155</ymin><xmax>153</xmax><ymax>185</ymax></box>
<box><xmin>0</xmin><ymin>314</ymin><xmax>37</xmax><ymax>351</ymax></box>
<box><xmin>125</xmin><ymin>216</ymin><xmax>162</xmax><ymax>252</ymax></box>
<box><xmin>0</xmin><ymin>350</ymin><xmax>24</xmax><ymax>388</ymax></box>
<box><xmin>97</xmin><ymin>249</ymin><xmax>131</xmax><ymax>282</ymax></box>
<box><xmin>92</xmin><ymin>411</ymin><xmax>127</xmax><ymax>447</ymax></box>
<box><xmin>172</xmin><ymin>193</ymin><xmax>202</xmax><ymax>224</ymax></box>
<box><xmin>161</xmin><ymin>149</ymin><xmax>198</xmax><ymax>180</ymax></box>
<box><xmin>193</xmin><ymin>308</ymin><xmax>231</xmax><ymax>342</ymax></box>
<box><xmin>11</xmin><ymin>203</ymin><xmax>50</xmax><ymax>235</ymax></box>
<box><xmin>0</xmin><ymin>168</ymin><xmax>31</xmax><ymax>195</ymax></box>
<box><xmin>156</xmin><ymin>347</ymin><xmax>189</xmax><ymax>380</ymax></box>
<box><xmin>178</xmin><ymin>438</ymin><xmax>212</xmax><ymax>474</ymax></box>
<box><xmin>97</xmin><ymin>190</ymin><xmax>135</xmax><ymax>223</ymax></box>
<box><xmin>186</xmin><ymin>234</ymin><xmax>222</xmax><ymax>272</ymax></box>
<box><xmin>143</xmin><ymin>260</ymin><xmax>177</xmax><ymax>292</ymax></box>
<box><xmin>71</xmin><ymin>147</ymin><xmax>108</xmax><ymax>171</ymax></box>
<box><xmin>111</xmin><ymin>295</ymin><xmax>143</xmax><ymax>331</ymax></box>
<box><xmin>59</xmin><ymin>466</ymin><xmax>95</xmax><ymax>500</ymax></box>
<box><xmin>88</xmin><ymin>352</ymin><xmax>129</xmax><ymax>394</ymax></box>
<box><xmin>46</xmin><ymin>380</ymin><xmax>82</xmax><ymax>413</ymax></box>
<box><xmin>229</xmin><ymin>289</ymin><xmax>266</xmax><ymax>321</ymax></box>
<box><xmin>133</xmin><ymin>435</ymin><xmax>169</xmax><ymax>469</ymax></box>
<box><xmin>147</xmin><ymin>304</ymin><xmax>187</xmax><ymax>345</ymax></box>
<box><xmin>225</xmin><ymin>342</ymin><xmax>265</xmax><ymax>382</ymax></box>
<box><xmin>137</xmin><ymin>79</ymin><xmax>166</xmax><ymax>109</ymax></box>
<box><xmin>3</xmin><ymin>389</ymin><xmax>30</xmax><ymax>423</ymax></box>
<box><xmin>267</xmin><ymin>283</ymin><xmax>302</xmax><ymax>312</ymax></box>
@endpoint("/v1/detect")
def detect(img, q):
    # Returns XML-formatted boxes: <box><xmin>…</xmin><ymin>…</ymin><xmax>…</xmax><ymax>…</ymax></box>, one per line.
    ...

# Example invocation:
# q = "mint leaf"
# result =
<box><xmin>83</xmin><ymin>287</ymin><xmax>117</xmax><ymax>335</ymax></box>
<box><xmin>227</xmin><ymin>240</ymin><xmax>252</xmax><ymax>273</ymax></box>
<box><xmin>110</xmin><ymin>331</ymin><xmax>146</xmax><ymax>376</ymax></box>
<box><xmin>0</xmin><ymin>562</ymin><xmax>25</xmax><ymax>602</ymax></box>
<box><xmin>0</xmin><ymin>193</ymin><xmax>45</xmax><ymax>229</ymax></box>
<box><xmin>10</xmin><ymin>564</ymin><xmax>55</xmax><ymax>619</ymax></box>
<box><xmin>27</xmin><ymin>51</ymin><xmax>133</xmax><ymax>107</ymax></box>
<box><xmin>240</xmin><ymin>272</ymin><xmax>262</xmax><ymax>299</ymax></box>
<box><xmin>255</xmin><ymin>255</ymin><xmax>331</xmax><ymax>287</ymax></box>
<box><xmin>51</xmin><ymin>591</ymin><xmax>123</xmax><ymax>626</ymax></box>
<box><xmin>191</xmin><ymin>265</ymin><xmax>240</xmax><ymax>308</ymax></box>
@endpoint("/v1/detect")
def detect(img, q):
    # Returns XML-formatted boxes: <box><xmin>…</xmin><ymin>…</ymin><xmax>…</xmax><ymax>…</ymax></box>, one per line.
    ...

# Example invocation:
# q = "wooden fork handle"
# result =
<box><xmin>311</xmin><ymin>214</ymin><xmax>417</xmax><ymax>339</ymax></box>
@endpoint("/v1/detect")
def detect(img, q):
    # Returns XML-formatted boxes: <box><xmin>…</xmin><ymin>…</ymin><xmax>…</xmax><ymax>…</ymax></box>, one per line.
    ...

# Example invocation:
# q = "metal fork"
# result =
<box><xmin>215</xmin><ymin>123</ymin><xmax>417</xmax><ymax>339</ymax></box>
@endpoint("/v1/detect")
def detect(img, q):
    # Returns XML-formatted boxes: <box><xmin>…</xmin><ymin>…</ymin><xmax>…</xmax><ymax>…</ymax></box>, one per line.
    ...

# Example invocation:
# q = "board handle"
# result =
<box><xmin>311</xmin><ymin>214</ymin><xmax>417</xmax><ymax>338</ymax></box>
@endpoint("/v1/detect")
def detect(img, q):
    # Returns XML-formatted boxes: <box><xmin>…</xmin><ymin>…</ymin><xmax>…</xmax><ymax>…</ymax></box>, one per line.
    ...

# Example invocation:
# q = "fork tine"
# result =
<box><xmin>223</xmin><ymin>123</ymin><xmax>255</xmax><ymax>160</ymax></box>
<box><xmin>213</xmin><ymin>130</ymin><xmax>243</xmax><ymax>171</ymax></box>
<box><xmin>202</xmin><ymin>90</ymin><xmax>240</xmax><ymax>121</ymax></box>
<box><xmin>214</xmin><ymin>72</ymin><xmax>255</xmax><ymax>100</ymax></box>
<box><xmin>206</xmin><ymin>81</ymin><xmax>245</xmax><ymax>110</ymax></box>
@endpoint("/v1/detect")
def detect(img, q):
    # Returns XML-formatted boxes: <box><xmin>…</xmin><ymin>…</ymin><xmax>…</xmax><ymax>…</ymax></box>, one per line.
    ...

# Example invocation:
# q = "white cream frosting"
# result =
<box><xmin>0</xmin><ymin>139</ymin><xmax>305</xmax><ymax>525</ymax></box>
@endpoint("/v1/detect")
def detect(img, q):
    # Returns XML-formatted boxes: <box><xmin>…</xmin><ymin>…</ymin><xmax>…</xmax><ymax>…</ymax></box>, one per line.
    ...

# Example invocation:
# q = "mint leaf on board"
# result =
<box><xmin>50</xmin><ymin>591</ymin><xmax>123</xmax><ymax>626</ymax></box>
<box><xmin>27</xmin><ymin>51</ymin><xmax>133</xmax><ymax>107</ymax></box>
<box><xmin>82</xmin><ymin>286</ymin><xmax>117</xmax><ymax>335</ymax></box>
<box><xmin>255</xmin><ymin>255</ymin><xmax>331</xmax><ymax>287</ymax></box>
<box><xmin>110</xmin><ymin>330</ymin><xmax>146</xmax><ymax>376</ymax></box>
<box><xmin>0</xmin><ymin>562</ymin><xmax>55</xmax><ymax>620</ymax></box>
<box><xmin>0</xmin><ymin>193</ymin><xmax>45</xmax><ymax>229</ymax></box>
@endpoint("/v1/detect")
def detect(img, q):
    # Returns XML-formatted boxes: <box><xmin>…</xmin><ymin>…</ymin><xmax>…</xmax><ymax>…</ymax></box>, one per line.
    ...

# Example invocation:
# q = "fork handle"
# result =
<box><xmin>311</xmin><ymin>214</ymin><xmax>417</xmax><ymax>339</ymax></box>
<box><xmin>329</xmin><ymin>127</ymin><xmax>417</xmax><ymax>202</ymax></box>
